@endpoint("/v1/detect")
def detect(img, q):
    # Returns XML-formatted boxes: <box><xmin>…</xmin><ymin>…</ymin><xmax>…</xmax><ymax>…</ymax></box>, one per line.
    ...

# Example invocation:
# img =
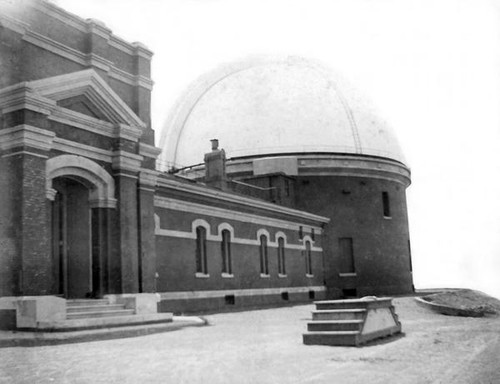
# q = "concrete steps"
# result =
<box><xmin>66</xmin><ymin>299</ymin><xmax>135</xmax><ymax>320</ymax></box>
<box><xmin>307</xmin><ymin>319</ymin><xmax>364</xmax><ymax>332</ymax></box>
<box><xmin>303</xmin><ymin>297</ymin><xmax>402</xmax><ymax>346</ymax></box>
<box><xmin>27</xmin><ymin>297</ymin><xmax>174</xmax><ymax>333</ymax></box>
<box><xmin>312</xmin><ymin>309</ymin><xmax>366</xmax><ymax>321</ymax></box>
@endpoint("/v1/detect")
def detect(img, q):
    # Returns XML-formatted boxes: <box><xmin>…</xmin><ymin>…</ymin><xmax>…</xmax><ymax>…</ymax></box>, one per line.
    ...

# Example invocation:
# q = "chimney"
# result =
<box><xmin>204</xmin><ymin>139</ymin><xmax>228</xmax><ymax>190</ymax></box>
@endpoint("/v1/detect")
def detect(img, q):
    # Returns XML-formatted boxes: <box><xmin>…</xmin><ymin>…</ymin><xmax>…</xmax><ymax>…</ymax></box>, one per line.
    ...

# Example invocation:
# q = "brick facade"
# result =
<box><xmin>0</xmin><ymin>0</ymin><xmax>413</xmax><ymax>314</ymax></box>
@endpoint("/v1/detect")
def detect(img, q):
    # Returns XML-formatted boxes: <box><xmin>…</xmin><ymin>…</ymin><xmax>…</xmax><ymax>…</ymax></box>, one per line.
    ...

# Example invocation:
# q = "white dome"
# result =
<box><xmin>159</xmin><ymin>56</ymin><xmax>406</xmax><ymax>169</ymax></box>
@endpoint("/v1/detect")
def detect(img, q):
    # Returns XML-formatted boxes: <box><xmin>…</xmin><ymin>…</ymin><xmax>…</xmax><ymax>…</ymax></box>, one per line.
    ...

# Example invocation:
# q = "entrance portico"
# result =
<box><xmin>46</xmin><ymin>155</ymin><xmax>117</xmax><ymax>298</ymax></box>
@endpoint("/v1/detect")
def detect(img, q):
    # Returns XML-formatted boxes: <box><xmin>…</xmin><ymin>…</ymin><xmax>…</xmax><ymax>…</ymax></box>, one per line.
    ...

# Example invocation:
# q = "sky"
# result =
<box><xmin>56</xmin><ymin>0</ymin><xmax>500</xmax><ymax>298</ymax></box>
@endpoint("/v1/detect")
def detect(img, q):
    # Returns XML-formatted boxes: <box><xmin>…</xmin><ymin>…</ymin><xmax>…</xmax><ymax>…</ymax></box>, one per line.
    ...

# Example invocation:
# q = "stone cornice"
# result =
<box><xmin>0</xmin><ymin>83</ymin><xmax>56</xmax><ymax>115</ymax></box>
<box><xmin>112</xmin><ymin>150</ymin><xmax>143</xmax><ymax>173</ymax></box>
<box><xmin>156</xmin><ymin>175</ymin><xmax>330</xmax><ymax>225</ymax></box>
<box><xmin>139</xmin><ymin>169</ymin><xmax>160</xmax><ymax>188</ymax></box>
<box><xmin>52</xmin><ymin>137</ymin><xmax>112</xmax><ymax>163</ymax></box>
<box><xmin>30</xmin><ymin>0</ymin><xmax>152</xmax><ymax>58</ymax></box>
<box><xmin>139</xmin><ymin>143</ymin><xmax>162</xmax><ymax>160</ymax></box>
<box><xmin>0</xmin><ymin>125</ymin><xmax>55</xmax><ymax>152</ymax></box>
<box><xmin>0</xmin><ymin>14</ymin><xmax>153</xmax><ymax>91</ymax></box>
<box><xmin>222</xmin><ymin>154</ymin><xmax>412</xmax><ymax>187</ymax></box>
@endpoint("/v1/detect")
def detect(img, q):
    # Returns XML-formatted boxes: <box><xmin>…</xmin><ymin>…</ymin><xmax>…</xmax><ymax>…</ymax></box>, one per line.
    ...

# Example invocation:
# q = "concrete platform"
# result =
<box><xmin>0</xmin><ymin>316</ymin><xmax>206</xmax><ymax>347</ymax></box>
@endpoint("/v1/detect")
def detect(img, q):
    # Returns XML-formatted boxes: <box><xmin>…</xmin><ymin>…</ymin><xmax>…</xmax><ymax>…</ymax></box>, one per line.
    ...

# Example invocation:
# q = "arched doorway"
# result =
<box><xmin>46</xmin><ymin>155</ymin><xmax>117</xmax><ymax>298</ymax></box>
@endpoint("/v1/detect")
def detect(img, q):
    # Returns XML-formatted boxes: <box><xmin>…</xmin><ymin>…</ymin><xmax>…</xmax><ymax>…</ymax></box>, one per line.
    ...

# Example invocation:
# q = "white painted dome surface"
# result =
<box><xmin>160</xmin><ymin>56</ymin><xmax>406</xmax><ymax>169</ymax></box>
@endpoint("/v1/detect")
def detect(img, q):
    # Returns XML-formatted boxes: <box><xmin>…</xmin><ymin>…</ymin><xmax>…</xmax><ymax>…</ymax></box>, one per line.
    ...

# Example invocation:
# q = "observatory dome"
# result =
<box><xmin>159</xmin><ymin>56</ymin><xmax>406</xmax><ymax>169</ymax></box>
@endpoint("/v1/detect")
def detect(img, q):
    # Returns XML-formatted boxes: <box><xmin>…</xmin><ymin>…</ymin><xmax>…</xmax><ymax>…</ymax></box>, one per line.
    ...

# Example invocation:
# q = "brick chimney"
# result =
<box><xmin>204</xmin><ymin>139</ymin><xmax>228</xmax><ymax>190</ymax></box>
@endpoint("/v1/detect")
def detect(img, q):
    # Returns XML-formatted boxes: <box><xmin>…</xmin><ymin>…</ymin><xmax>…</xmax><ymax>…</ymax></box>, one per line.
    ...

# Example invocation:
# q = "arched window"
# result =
<box><xmin>195</xmin><ymin>226</ymin><xmax>208</xmax><ymax>274</ymax></box>
<box><xmin>277</xmin><ymin>237</ymin><xmax>286</xmax><ymax>275</ymax></box>
<box><xmin>259</xmin><ymin>235</ymin><xmax>269</xmax><ymax>275</ymax></box>
<box><xmin>305</xmin><ymin>240</ymin><xmax>313</xmax><ymax>276</ymax></box>
<box><xmin>221</xmin><ymin>229</ymin><xmax>232</xmax><ymax>275</ymax></box>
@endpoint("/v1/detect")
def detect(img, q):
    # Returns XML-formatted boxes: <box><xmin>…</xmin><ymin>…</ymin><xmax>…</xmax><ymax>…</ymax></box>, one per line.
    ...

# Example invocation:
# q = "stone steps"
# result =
<box><xmin>66</xmin><ymin>299</ymin><xmax>134</xmax><ymax>320</ymax></box>
<box><xmin>312</xmin><ymin>309</ymin><xmax>366</xmax><ymax>321</ymax></box>
<box><xmin>37</xmin><ymin>313</ymin><xmax>174</xmax><ymax>332</ymax></box>
<box><xmin>303</xmin><ymin>331</ymin><xmax>360</xmax><ymax>346</ymax></box>
<box><xmin>303</xmin><ymin>297</ymin><xmax>402</xmax><ymax>346</ymax></box>
<box><xmin>66</xmin><ymin>304</ymin><xmax>126</xmax><ymax>313</ymax></box>
<box><xmin>307</xmin><ymin>319</ymin><xmax>363</xmax><ymax>332</ymax></box>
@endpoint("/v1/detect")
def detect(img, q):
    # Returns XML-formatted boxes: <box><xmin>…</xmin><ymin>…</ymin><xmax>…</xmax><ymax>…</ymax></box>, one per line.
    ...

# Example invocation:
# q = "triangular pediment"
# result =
<box><xmin>57</xmin><ymin>94</ymin><xmax>111</xmax><ymax>122</ymax></box>
<box><xmin>27</xmin><ymin>69</ymin><xmax>145</xmax><ymax>128</ymax></box>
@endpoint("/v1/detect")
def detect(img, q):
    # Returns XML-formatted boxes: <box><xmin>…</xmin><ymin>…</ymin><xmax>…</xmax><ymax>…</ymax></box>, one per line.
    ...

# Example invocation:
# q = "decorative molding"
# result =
<box><xmin>0</xmin><ymin>125</ymin><xmax>55</xmax><ymax>152</ymax></box>
<box><xmin>139</xmin><ymin>169</ymin><xmax>159</xmax><ymax>188</ymax></box>
<box><xmin>154</xmin><ymin>212</ymin><xmax>323</xmax><ymax>251</ymax></box>
<box><xmin>114</xmin><ymin>123</ymin><xmax>142</xmax><ymax>141</ymax></box>
<box><xmin>52</xmin><ymin>137</ymin><xmax>112</xmax><ymax>163</ymax></box>
<box><xmin>159</xmin><ymin>286</ymin><xmax>326</xmax><ymax>300</ymax></box>
<box><xmin>19</xmin><ymin>28</ymin><xmax>153</xmax><ymax>90</ymax></box>
<box><xmin>139</xmin><ymin>143</ymin><xmax>162</xmax><ymax>159</ymax></box>
<box><xmin>157</xmin><ymin>176</ymin><xmax>330</xmax><ymax>225</ymax></box>
<box><xmin>0</xmin><ymin>83</ymin><xmax>56</xmax><ymax>115</ymax></box>
<box><xmin>155</xmin><ymin>196</ymin><xmax>324</xmax><ymax>234</ymax></box>
<box><xmin>28</xmin><ymin>69</ymin><xmax>146</xmax><ymax>128</ymax></box>
<box><xmin>46</xmin><ymin>188</ymin><xmax>58</xmax><ymax>201</ymax></box>
<box><xmin>112</xmin><ymin>150</ymin><xmax>143</xmax><ymax>172</ymax></box>
<box><xmin>17</xmin><ymin>1</ymin><xmax>153</xmax><ymax>58</ymax></box>
<box><xmin>46</xmin><ymin>154</ymin><xmax>117</xmax><ymax>209</ymax></box>
<box><xmin>0</xmin><ymin>71</ymin><xmax>146</xmax><ymax>142</ymax></box>
<box><xmin>2</xmin><ymin>150</ymin><xmax>48</xmax><ymax>159</ymax></box>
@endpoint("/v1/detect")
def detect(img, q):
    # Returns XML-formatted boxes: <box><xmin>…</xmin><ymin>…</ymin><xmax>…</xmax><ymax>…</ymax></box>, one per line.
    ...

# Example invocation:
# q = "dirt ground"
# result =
<box><xmin>1</xmin><ymin>296</ymin><xmax>499</xmax><ymax>384</ymax></box>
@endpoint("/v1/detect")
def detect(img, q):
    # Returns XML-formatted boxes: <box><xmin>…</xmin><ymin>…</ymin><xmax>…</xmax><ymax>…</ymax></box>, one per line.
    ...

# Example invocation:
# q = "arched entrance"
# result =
<box><xmin>46</xmin><ymin>155</ymin><xmax>116</xmax><ymax>298</ymax></box>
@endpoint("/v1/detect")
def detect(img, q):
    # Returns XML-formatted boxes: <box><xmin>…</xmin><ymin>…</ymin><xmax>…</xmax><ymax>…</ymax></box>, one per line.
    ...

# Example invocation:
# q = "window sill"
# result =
<box><xmin>260</xmin><ymin>273</ymin><xmax>270</xmax><ymax>278</ymax></box>
<box><xmin>221</xmin><ymin>273</ymin><xmax>234</xmax><ymax>278</ymax></box>
<box><xmin>338</xmin><ymin>273</ymin><xmax>357</xmax><ymax>277</ymax></box>
<box><xmin>195</xmin><ymin>272</ymin><xmax>210</xmax><ymax>278</ymax></box>
<box><xmin>306</xmin><ymin>274</ymin><xmax>314</xmax><ymax>278</ymax></box>
<box><xmin>278</xmin><ymin>274</ymin><xmax>287</xmax><ymax>278</ymax></box>
<box><xmin>383</xmin><ymin>216</ymin><xmax>392</xmax><ymax>220</ymax></box>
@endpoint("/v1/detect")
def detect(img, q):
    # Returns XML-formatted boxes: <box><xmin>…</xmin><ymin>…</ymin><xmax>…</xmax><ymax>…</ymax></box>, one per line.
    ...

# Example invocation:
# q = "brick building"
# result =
<box><xmin>0</xmin><ymin>0</ymin><xmax>413</xmax><ymax>318</ymax></box>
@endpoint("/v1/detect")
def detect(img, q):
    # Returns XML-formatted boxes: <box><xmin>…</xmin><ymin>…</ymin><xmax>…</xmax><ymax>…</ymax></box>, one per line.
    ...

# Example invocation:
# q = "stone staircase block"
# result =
<box><xmin>304</xmin><ymin>297</ymin><xmax>402</xmax><ymax>346</ymax></box>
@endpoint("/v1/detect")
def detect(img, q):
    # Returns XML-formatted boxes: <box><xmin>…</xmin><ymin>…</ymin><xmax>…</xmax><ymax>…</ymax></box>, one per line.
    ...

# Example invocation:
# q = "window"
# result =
<box><xmin>195</xmin><ymin>226</ymin><xmax>208</xmax><ymax>275</ymax></box>
<box><xmin>221</xmin><ymin>229</ymin><xmax>232</xmax><ymax>275</ymax></box>
<box><xmin>259</xmin><ymin>235</ymin><xmax>269</xmax><ymax>275</ymax></box>
<box><xmin>305</xmin><ymin>241</ymin><xmax>313</xmax><ymax>276</ymax></box>
<box><xmin>382</xmin><ymin>191</ymin><xmax>391</xmax><ymax>217</ymax></box>
<box><xmin>277</xmin><ymin>237</ymin><xmax>286</xmax><ymax>275</ymax></box>
<box><xmin>339</xmin><ymin>237</ymin><xmax>355</xmax><ymax>273</ymax></box>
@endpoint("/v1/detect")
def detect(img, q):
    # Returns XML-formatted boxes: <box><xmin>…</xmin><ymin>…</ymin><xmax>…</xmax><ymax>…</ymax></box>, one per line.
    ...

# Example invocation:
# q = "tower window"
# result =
<box><xmin>305</xmin><ymin>241</ymin><xmax>313</xmax><ymax>276</ymax></box>
<box><xmin>259</xmin><ymin>235</ymin><xmax>269</xmax><ymax>275</ymax></box>
<box><xmin>339</xmin><ymin>237</ymin><xmax>355</xmax><ymax>273</ymax></box>
<box><xmin>221</xmin><ymin>229</ymin><xmax>232</xmax><ymax>275</ymax></box>
<box><xmin>195</xmin><ymin>226</ymin><xmax>208</xmax><ymax>275</ymax></box>
<box><xmin>382</xmin><ymin>191</ymin><xmax>391</xmax><ymax>217</ymax></box>
<box><xmin>277</xmin><ymin>237</ymin><xmax>286</xmax><ymax>275</ymax></box>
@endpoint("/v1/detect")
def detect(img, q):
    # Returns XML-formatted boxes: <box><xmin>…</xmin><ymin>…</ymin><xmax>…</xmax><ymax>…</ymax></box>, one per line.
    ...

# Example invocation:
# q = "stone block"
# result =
<box><xmin>14</xmin><ymin>296</ymin><xmax>66</xmax><ymax>329</ymax></box>
<box><xmin>105</xmin><ymin>293</ymin><xmax>160</xmax><ymax>314</ymax></box>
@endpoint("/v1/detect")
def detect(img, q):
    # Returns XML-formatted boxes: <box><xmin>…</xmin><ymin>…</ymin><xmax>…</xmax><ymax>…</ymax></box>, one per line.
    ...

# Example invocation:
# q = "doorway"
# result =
<box><xmin>52</xmin><ymin>177</ymin><xmax>93</xmax><ymax>298</ymax></box>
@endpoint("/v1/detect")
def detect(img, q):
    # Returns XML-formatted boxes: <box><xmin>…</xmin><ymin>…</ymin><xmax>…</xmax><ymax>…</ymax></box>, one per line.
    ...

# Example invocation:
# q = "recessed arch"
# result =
<box><xmin>46</xmin><ymin>155</ymin><xmax>116</xmax><ymax>208</ymax></box>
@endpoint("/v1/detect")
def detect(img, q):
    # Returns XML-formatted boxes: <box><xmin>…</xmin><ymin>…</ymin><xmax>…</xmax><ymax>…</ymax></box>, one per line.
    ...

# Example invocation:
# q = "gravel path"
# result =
<box><xmin>0</xmin><ymin>297</ymin><xmax>499</xmax><ymax>383</ymax></box>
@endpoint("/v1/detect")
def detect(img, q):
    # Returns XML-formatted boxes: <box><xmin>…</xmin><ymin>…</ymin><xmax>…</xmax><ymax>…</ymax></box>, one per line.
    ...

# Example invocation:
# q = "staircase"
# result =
<box><xmin>303</xmin><ymin>297</ymin><xmax>401</xmax><ymax>346</ymax></box>
<box><xmin>36</xmin><ymin>297</ymin><xmax>172</xmax><ymax>332</ymax></box>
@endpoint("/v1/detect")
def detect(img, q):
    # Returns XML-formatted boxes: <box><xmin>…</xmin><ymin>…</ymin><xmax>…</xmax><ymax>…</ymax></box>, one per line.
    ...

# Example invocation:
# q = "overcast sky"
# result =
<box><xmin>57</xmin><ymin>0</ymin><xmax>500</xmax><ymax>298</ymax></box>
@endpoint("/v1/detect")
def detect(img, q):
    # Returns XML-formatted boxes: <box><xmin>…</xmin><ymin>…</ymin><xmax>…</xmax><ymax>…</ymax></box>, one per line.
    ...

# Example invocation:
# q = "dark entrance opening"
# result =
<box><xmin>52</xmin><ymin>177</ymin><xmax>96</xmax><ymax>298</ymax></box>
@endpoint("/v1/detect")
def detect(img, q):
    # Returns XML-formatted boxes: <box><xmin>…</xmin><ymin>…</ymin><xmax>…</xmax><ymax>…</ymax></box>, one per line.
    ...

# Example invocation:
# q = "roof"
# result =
<box><xmin>159</xmin><ymin>56</ymin><xmax>406</xmax><ymax>169</ymax></box>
